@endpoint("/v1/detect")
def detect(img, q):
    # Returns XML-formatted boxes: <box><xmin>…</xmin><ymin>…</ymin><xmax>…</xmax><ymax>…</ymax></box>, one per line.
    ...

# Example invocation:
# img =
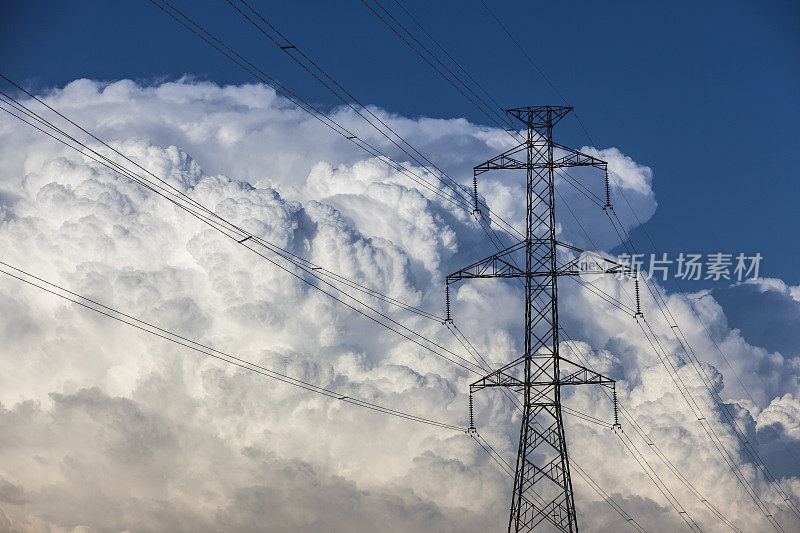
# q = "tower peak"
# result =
<box><xmin>505</xmin><ymin>106</ymin><xmax>573</xmax><ymax>132</ymax></box>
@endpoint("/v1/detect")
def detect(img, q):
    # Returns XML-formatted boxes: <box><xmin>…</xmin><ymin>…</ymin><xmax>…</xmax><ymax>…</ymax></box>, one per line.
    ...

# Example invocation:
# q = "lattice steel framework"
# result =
<box><xmin>448</xmin><ymin>106</ymin><xmax>632</xmax><ymax>532</ymax></box>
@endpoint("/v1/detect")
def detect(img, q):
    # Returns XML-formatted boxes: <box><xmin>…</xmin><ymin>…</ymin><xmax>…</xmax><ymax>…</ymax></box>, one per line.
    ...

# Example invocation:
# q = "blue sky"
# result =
<box><xmin>3</xmin><ymin>3</ymin><xmax>800</xmax><ymax>530</ymax></box>
<box><xmin>2</xmin><ymin>0</ymin><xmax>799</xmax><ymax>285</ymax></box>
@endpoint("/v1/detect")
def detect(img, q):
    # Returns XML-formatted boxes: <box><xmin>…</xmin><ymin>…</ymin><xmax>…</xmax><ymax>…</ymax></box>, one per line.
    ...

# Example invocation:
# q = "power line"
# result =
<box><xmin>616</xmin><ymin>428</ymin><xmax>703</xmax><ymax>532</ymax></box>
<box><xmin>552</xmin><ymin>183</ymin><xmax>746</xmax><ymax>531</ymax></box>
<box><xmin>227</xmin><ymin>0</ymin><xmax>537</xmax><ymax>267</ymax></box>
<box><xmin>566</xmin><ymin>275</ymin><xmax>637</xmax><ymax>316</ymax></box>
<box><xmin>600</xmin><ymin>210</ymin><xmax>790</xmax><ymax>530</ymax></box>
<box><xmin>353</xmin><ymin>1</ymin><xmax>795</xmax><ymax>526</ymax></box>
<box><xmin>389</xmin><ymin>0</ymin><xmax>510</xmax><ymax>121</ymax></box>
<box><xmin>611</xmin><ymin>178</ymin><xmax>800</xmax><ymax>475</ymax></box>
<box><xmin>570</xmin><ymin>460</ymin><xmax>649</xmax><ymax>533</ymax></box>
<box><xmin>610</xmin><ymin>211</ymin><xmax>800</xmax><ymax>527</ymax></box>
<box><xmin>0</xmin><ymin>88</ymin><xmax>485</xmax><ymax>376</ymax></box>
<box><xmin>559</xmin><ymin>327</ymin><xmax>744</xmax><ymax>533</ymax></box>
<box><xmin>359</xmin><ymin>0</ymin><xmax>536</xmax><ymax>220</ymax></box>
<box><xmin>222</xmin><ymin>0</ymin><xmax>527</xmax><ymax>246</ymax></box>
<box><xmin>472</xmin><ymin>431</ymin><xmax>649</xmax><ymax>532</ymax></box>
<box><xmin>147</xmin><ymin>0</ymin><xmax>475</xmax><ymax>212</ymax></box>
<box><xmin>154</xmin><ymin>0</ymin><xmax>526</xmax><ymax>244</ymax></box>
<box><xmin>359</xmin><ymin>0</ymin><xmax>514</xmax><ymax>131</ymax></box>
<box><xmin>225</xmin><ymin>0</ymin><xmax>481</xmax><ymax>201</ymax></box>
<box><xmin>358</xmin><ymin>0</ymin><xmax>612</xmax><ymax>250</ymax></box>
<box><xmin>476</xmin><ymin>0</ymin><xmax>596</xmax><ymax>145</ymax></box>
<box><xmin>0</xmin><ymin>260</ymin><xmax>465</xmax><ymax>432</ymax></box>
<box><xmin>0</xmin><ymin>252</ymin><xmax>673</xmax><ymax>533</ymax></box>
<box><xmin>0</xmin><ymin>253</ymin><xmax>650</xmax><ymax>531</ymax></box>
<box><xmin>346</xmin><ymin>5</ymin><xmax>784</xmax><ymax>525</ymax></box>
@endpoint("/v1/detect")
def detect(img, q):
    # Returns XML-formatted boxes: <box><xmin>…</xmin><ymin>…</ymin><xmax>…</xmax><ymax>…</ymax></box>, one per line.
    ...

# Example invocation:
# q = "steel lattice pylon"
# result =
<box><xmin>448</xmin><ymin>106</ymin><xmax>632</xmax><ymax>532</ymax></box>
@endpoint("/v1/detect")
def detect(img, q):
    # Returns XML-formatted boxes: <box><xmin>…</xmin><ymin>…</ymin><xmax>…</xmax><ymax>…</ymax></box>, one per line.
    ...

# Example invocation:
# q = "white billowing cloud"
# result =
<box><xmin>743</xmin><ymin>277</ymin><xmax>800</xmax><ymax>303</ymax></box>
<box><xmin>0</xmin><ymin>79</ymin><xmax>798</xmax><ymax>532</ymax></box>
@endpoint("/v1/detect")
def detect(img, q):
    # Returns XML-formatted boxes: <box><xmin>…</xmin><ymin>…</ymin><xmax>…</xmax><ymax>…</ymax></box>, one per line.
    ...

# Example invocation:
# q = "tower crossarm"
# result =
<box><xmin>550</xmin><ymin>142</ymin><xmax>607</xmax><ymax>170</ymax></box>
<box><xmin>473</xmin><ymin>140</ymin><xmax>606</xmax><ymax>176</ymax></box>
<box><xmin>445</xmin><ymin>241</ymin><xmax>636</xmax><ymax>283</ymax></box>
<box><xmin>446</xmin><ymin>239</ymin><xmax>625</xmax><ymax>283</ymax></box>
<box><xmin>470</xmin><ymin>355</ymin><xmax>615</xmax><ymax>393</ymax></box>
<box><xmin>474</xmin><ymin>139</ymin><xmax>549</xmax><ymax>175</ymax></box>
<box><xmin>506</xmin><ymin>105</ymin><xmax>573</xmax><ymax>131</ymax></box>
<box><xmin>556</xmin><ymin>357</ymin><xmax>615</xmax><ymax>388</ymax></box>
<box><xmin>446</xmin><ymin>240</ymin><xmax>528</xmax><ymax>282</ymax></box>
<box><xmin>469</xmin><ymin>353</ymin><xmax>528</xmax><ymax>391</ymax></box>
<box><xmin>468</xmin><ymin>353</ymin><xmax>564</xmax><ymax>394</ymax></box>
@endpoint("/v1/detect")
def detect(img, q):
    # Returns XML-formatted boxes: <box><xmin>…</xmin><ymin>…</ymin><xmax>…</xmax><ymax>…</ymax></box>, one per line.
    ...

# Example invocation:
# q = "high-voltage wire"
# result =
<box><xmin>605</xmin><ymin>207</ymin><xmax>799</xmax><ymax>528</ymax></box>
<box><xmin>0</xmin><ymin>259</ymin><xmax>628</xmax><ymax>519</ymax></box>
<box><xmin>0</xmin><ymin>90</ymin><xmax>485</xmax><ymax>376</ymax></box>
<box><xmin>352</xmin><ymin>2</ymin><xmax>794</xmax><ymax>527</ymax></box>
<box><xmin>606</xmin><ymin>256</ymin><xmax>788</xmax><ymax>530</ymax></box>
<box><xmin>225</xmin><ymin>0</ymin><xmax>481</xmax><ymax>197</ymax></box>
<box><xmin>634</xmin><ymin>317</ymin><xmax>783</xmax><ymax>529</ymax></box>
<box><xmin>452</xmin><ymin>307</ymin><xmax>721</xmax><ymax>530</ymax></box>
<box><xmin>610</xmin><ymin>178</ymin><xmax>800</xmax><ymax>474</ymax></box>
<box><xmin>476</xmin><ymin>0</ymin><xmax>596</xmax><ymax>145</ymax></box>
<box><xmin>570</xmin><ymin>461</ymin><xmax>649</xmax><ymax>533</ymax></box>
<box><xmin>360</xmin><ymin>0</ymin><xmax>617</xmax><ymax>273</ymax></box>
<box><xmin>472</xmin><ymin>431</ymin><xmax>649</xmax><ymax>532</ymax></box>
<box><xmin>362</xmin><ymin>0</ymin><xmax>607</xmax><ymax>228</ymax></box>
<box><xmin>616</xmin><ymin>428</ymin><xmax>704</xmax><ymax>532</ymax></box>
<box><xmin>599</xmin><ymin>211</ymin><xmax>787</xmax><ymax>530</ymax></box>
<box><xmin>358</xmin><ymin>0</ymin><xmax>614</xmax><ymax>250</ymax></box>
<box><xmin>359</xmin><ymin>0</ymin><xmax>514</xmax><ymax>131</ymax></box>
<box><xmin>198</xmin><ymin>0</ymin><xmax>531</xmax><ymax>268</ymax></box>
<box><xmin>556</xmin><ymin>168</ymin><xmax>606</xmax><ymax>208</ymax></box>
<box><xmin>558</xmin><ymin>322</ymin><xmax>741</xmax><ymax>530</ymax></box>
<box><xmin>147</xmin><ymin>0</ymin><xmax>475</xmax><ymax>213</ymax></box>
<box><xmin>567</xmin><ymin>275</ymin><xmax>637</xmax><ymax>316</ymax></box>
<box><xmin>222</xmin><ymin>0</ymin><xmax>526</xmax><ymax>246</ymax></box>
<box><xmin>227</xmin><ymin>0</ymin><xmax>505</xmax><ymax>200</ymax></box>
<box><xmin>153</xmin><ymin>0</ymin><xmax>525</xmax><ymax>243</ymax></box>
<box><xmin>389</xmin><ymin>0</ymin><xmax>510</xmax><ymax>123</ymax></box>
<box><xmin>560</xmin><ymin>328</ymin><xmax>743</xmax><ymax>533</ymax></box>
<box><xmin>0</xmin><ymin>260</ymin><xmax>465</xmax><ymax>431</ymax></box>
<box><xmin>229</xmin><ymin>0</ymin><xmax>612</xmax><ymax>273</ymax></box>
<box><xmin>0</xmin><ymin>256</ymin><xmax>647</xmax><ymax>533</ymax></box>
<box><xmin>358</xmin><ymin>0</ymin><xmax>612</xmax><ymax>250</ymax></box>
<box><xmin>555</xmin><ymin>187</ymin><xmax>600</xmax><ymax>251</ymax></box>
<box><xmin>0</xmin><ymin>80</ymin><xmax>443</xmax><ymax>330</ymax></box>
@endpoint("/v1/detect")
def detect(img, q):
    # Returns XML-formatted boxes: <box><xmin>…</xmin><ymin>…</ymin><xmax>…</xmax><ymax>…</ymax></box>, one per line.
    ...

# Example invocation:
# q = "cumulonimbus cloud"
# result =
<box><xmin>0</xmin><ymin>79</ymin><xmax>797</xmax><ymax>532</ymax></box>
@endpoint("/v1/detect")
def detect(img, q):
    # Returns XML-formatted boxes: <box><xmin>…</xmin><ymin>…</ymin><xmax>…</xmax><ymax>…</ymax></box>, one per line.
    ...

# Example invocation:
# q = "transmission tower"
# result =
<box><xmin>447</xmin><ymin>106</ymin><xmax>636</xmax><ymax>532</ymax></box>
